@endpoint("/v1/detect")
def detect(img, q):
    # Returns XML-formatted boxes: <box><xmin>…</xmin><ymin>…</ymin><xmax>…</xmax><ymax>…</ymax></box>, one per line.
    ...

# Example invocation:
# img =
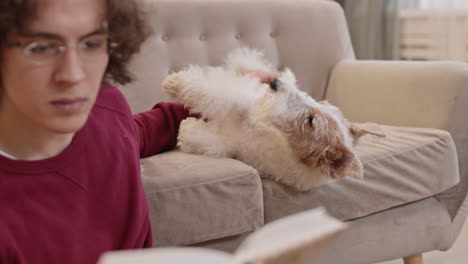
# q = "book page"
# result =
<box><xmin>233</xmin><ymin>208</ymin><xmax>347</xmax><ymax>264</ymax></box>
<box><xmin>97</xmin><ymin>208</ymin><xmax>345</xmax><ymax>264</ymax></box>
<box><xmin>97</xmin><ymin>247</ymin><xmax>236</xmax><ymax>264</ymax></box>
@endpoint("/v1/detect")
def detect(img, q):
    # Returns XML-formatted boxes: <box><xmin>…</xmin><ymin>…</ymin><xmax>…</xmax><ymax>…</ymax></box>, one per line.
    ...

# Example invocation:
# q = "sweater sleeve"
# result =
<box><xmin>133</xmin><ymin>102</ymin><xmax>190</xmax><ymax>158</ymax></box>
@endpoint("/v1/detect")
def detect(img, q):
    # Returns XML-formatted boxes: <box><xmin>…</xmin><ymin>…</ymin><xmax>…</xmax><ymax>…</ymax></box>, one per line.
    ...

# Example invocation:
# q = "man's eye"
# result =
<box><xmin>80</xmin><ymin>38</ymin><xmax>106</xmax><ymax>50</ymax></box>
<box><xmin>28</xmin><ymin>43</ymin><xmax>57</xmax><ymax>55</ymax></box>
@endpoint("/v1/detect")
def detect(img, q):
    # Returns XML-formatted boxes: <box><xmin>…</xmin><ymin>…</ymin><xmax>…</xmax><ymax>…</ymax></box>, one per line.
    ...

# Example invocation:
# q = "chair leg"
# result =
<box><xmin>403</xmin><ymin>254</ymin><xmax>423</xmax><ymax>264</ymax></box>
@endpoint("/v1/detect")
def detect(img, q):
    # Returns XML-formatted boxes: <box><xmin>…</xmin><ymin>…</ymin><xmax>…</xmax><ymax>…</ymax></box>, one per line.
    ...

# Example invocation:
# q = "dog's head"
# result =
<box><xmin>254</xmin><ymin>70</ymin><xmax>382</xmax><ymax>180</ymax></box>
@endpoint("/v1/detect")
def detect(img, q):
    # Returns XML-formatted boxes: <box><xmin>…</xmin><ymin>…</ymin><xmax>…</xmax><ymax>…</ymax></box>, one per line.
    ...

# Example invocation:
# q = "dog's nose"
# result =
<box><xmin>269</xmin><ymin>78</ymin><xmax>280</xmax><ymax>91</ymax></box>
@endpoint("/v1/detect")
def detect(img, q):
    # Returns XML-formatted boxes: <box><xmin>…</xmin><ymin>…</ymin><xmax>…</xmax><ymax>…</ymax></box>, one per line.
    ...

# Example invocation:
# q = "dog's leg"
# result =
<box><xmin>162</xmin><ymin>66</ymin><xmax>263</xmax><ymax>122</ymax></box>
<box><xmin>161</xmin><ymin>72</ymin><xmax>185</xmax><ymax>103</ymax></box>
<box><xmin>178</xmin><ymin>117</ymin><xmax>231</xmax><ymax>157</ymax></box>
<box><xmin>224</xmin><ymin>47</ymin><xmax>275</xmax><ymax>74</ymax></box>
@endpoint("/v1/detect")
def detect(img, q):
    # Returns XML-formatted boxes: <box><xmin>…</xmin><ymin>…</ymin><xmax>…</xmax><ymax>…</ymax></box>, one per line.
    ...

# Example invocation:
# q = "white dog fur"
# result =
<box><xmin>161</xmin><ymin>48</ymin><xmax>383</xmax><ymax>191</ymax></box>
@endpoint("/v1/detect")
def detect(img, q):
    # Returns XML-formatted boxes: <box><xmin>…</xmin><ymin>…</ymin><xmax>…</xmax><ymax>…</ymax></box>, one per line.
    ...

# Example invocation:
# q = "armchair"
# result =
<box><xmin>121</xmin><ymin>0</ymin><xmax>468</xmax><ymax>263</ymax></box>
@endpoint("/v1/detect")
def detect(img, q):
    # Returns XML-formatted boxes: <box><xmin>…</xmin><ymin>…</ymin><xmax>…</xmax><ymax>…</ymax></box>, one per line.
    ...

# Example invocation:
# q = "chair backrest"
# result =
<box><xmin>123</xmin><ymin>0</ymin><xmax>355</xmax><ymax>113</ymax></box>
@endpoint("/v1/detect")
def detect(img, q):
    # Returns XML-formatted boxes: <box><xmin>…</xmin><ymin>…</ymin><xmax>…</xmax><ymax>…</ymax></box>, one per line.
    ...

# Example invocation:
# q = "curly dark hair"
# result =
<box><xmin>0</xmin><ymin>0</ymin><xmax>152</xmax><ymax>85</ymax></box>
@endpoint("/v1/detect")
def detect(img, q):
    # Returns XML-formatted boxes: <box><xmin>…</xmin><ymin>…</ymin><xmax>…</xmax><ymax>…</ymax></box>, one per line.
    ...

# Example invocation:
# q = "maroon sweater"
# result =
<box><xmin>0</xmin><ymin>83</ymin><xmax>189</xmax><ymax>264</ymax></box>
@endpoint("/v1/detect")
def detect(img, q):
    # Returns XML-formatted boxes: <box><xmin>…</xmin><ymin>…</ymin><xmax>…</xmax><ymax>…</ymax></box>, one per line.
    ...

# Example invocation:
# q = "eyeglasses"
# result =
<box><xmin>5</xmin><ymin>35</ymin><xmax>117</xmax><ymax>65</ymax></box>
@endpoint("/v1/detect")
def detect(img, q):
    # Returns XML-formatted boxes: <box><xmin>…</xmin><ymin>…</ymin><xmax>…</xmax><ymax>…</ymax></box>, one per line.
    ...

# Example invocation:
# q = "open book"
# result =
<box><xmin>97</xmin><ymin>208</ymin><xmax>347</xmax><ymax>264</ymax></box>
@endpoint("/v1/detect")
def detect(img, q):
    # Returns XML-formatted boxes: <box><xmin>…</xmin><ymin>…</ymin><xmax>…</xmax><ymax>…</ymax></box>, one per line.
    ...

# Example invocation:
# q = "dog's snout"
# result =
<box><xmin>269</xmin><ymin>78</ymin><xmax>281</xmax><ymax>91</ymax></box>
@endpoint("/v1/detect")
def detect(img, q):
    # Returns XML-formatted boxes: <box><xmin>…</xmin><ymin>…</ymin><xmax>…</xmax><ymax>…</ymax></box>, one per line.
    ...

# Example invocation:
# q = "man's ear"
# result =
<box><xmin>317</xmin><ymin>143</ymin><xmax>363</xmax><ymax>180</ymax></box>
<box><xmin>350</xmin><ymin>122</ymin><xmax>386</xmax><ymax>139</ymax></box>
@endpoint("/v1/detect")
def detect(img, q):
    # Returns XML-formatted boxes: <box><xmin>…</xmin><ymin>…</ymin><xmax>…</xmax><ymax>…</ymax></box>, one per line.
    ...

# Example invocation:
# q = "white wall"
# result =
<box><xmin>419</xmin><ymin>0</ymin><xmax>468</xmax><ymax>9</ymax></box>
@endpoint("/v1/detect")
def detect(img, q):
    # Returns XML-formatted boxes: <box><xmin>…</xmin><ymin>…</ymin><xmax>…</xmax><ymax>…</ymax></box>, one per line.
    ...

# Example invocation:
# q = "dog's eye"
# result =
<box><xmin>308</xmin><ymin>116</ymin><xmax>314</xmax><ymax>126</ymax></box>
<box><xmin>269</xmin><ymin>78</ymin><xmax>280</xmax><ymax>91</ymax></box>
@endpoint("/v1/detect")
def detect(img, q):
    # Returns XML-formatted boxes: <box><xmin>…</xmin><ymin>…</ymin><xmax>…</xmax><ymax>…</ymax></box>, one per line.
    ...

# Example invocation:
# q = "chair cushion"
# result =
<box><xmin>263</xmin><ymin>125</ymin><xmax>460</xmax><ymax>222</ymax></box>
<box><xmin>141</xmin><ymin>125</ymin><xmax>459</xmax><ymax>246</ymax></box>
<box><xmin>140</xmin><ymin>151</ymin><xmax>263</xmax><ymax>246</ymax></box>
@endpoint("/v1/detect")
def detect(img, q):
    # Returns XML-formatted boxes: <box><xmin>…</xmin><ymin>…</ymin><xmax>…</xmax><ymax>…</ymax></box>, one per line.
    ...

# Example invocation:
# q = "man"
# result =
<box><xmin>0</xmin><ymin>0</ymin><xmax>279</xmax><ymax>263</ymax></box>
<box><xmin>0</xmin><ymin>0</ymin><xmax>178</xmax><ymax>263</ymax></box>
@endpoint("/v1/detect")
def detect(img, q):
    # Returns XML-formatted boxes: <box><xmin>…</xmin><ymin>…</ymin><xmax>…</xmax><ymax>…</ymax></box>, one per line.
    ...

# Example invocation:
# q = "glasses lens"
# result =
<box><xmin>20</xmin><ymin>36</ymin><xmax>110</xmax><ymax>65</ymax></box>
<box><xmin>24</xmin><ymin>41</ymin><xmax>62</xmax><ymax>64</ymax></box>
<box><xmin>78</xmin><ymin>35</ymin><xmax>109</xmax><ymax>57</ymax></box>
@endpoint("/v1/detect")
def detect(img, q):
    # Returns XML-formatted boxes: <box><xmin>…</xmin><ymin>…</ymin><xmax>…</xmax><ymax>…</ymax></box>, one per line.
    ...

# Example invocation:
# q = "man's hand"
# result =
<box><xmin>248</xmin><ymin>70</ymin><xmax>281</xmax><ymax>84</ymax></box>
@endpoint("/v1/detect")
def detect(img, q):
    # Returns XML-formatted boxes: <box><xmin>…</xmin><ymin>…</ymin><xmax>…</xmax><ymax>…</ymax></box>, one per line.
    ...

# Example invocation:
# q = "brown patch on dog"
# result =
<box><xmin>286</xmin><ymin>108</ymin><xmax>364</xmax><ymax>180</ymax></box>
<box><xmin>316</xmin><ymin>143</ymin><xmax>363</xmax><ymax>179</ymax></box>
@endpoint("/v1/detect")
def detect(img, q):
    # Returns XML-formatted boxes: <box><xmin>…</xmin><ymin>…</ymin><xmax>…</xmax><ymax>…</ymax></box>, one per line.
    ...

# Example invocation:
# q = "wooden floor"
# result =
<box><xmin>377</xmin><ymin>218</ymin><xmax>468</xmax><ymax>264</ymax></box>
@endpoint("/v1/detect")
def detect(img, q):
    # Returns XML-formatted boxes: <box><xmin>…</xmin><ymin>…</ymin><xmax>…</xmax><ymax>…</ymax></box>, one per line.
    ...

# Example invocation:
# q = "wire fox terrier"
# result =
<box><xmin>162</xmin><ymin>48</ymin><xmax>383</xmax><ymax>191</ymax></box>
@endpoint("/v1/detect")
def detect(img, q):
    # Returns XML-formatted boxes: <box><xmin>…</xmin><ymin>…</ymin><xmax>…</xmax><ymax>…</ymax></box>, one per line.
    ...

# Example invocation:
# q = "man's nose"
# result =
<box><xmin>53</xmin><ymin>48</ymin><xmax>86</xmax><ymax>85</ymax></box>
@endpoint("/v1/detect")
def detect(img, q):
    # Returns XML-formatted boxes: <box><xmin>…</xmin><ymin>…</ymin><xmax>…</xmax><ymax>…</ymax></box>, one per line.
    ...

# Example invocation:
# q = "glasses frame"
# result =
<box><xmin>4</xmin><ymin>38</ymin><xmax>118</xmax><ymax>66</ymax></box>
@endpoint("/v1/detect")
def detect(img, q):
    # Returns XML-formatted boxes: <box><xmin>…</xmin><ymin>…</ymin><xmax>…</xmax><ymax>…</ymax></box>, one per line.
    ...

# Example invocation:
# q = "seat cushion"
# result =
<box><xmin>263</xmin><ymin>125</ymin><xmax>460</xmax><ymax>222</ymax></box>
<box><xmin>140</xmin><ymin>150</ymin><xmax>264</xmax><ymax>246</ymax></box>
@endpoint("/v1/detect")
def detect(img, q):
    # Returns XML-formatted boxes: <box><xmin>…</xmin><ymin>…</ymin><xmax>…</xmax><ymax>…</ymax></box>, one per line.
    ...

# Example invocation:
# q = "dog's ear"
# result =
<box><xmin>317</xmin><ymin>143</ymin><xmax>363</xmax><ymax>180</ymax></box>
<box><xmin>350</xmin><ymin>122</ymin><xmax>386</xmax><ymax>139</ymax></box>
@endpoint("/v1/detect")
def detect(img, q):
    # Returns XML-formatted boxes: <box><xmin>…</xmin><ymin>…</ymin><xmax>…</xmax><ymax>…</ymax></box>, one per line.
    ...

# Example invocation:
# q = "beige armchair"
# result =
<box><xmin>122</xmin><ymin>0</ymin><xmax>468</xmax><ymax>263</ymax></box>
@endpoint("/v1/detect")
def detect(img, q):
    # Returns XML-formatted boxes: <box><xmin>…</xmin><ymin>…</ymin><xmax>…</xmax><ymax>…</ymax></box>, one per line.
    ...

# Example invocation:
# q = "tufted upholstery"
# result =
<box><xmin>122</xmin><ymin>0</ymin><xmax>354</xmax><ymax>114</ymax></box>
<box><xmin>120</xmin><ymin>0</ymin><xmax>468</xmax><ymax>263</ymax></box>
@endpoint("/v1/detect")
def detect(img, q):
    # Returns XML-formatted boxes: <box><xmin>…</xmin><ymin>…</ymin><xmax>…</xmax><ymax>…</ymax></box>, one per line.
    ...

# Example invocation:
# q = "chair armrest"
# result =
<box><xmin>326</xmin><ymin>60</ymin><xmax>468</xmax><ymax>130</ymax></box>
<box><xmin>326</xmin><ymin>60</ymin><xmax>468</xmax><ymax>220</ymax></box>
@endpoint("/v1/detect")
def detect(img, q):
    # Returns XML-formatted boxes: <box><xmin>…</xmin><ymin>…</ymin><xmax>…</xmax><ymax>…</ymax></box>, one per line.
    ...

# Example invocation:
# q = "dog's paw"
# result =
<box><xmin>178</xmin><ymin>118</ymin><xmax>207</xmax><ymax>154</ymax></box>
<box><xmin>161</xmin><ymin>73</ymin><xmax>184</xmax><ymax>101</ymax></box>
<box><xmin>178</xmin><ymin>118</ymin><xmax>229</xmax><ymax>157</ymax></box>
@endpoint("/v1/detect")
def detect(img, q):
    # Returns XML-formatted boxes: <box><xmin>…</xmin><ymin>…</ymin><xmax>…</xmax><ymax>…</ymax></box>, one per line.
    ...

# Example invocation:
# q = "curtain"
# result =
<box><xmin>342</xmin><ymin>0</ymin><xmax>468</xmax><ymax>60</ymax></box>
<box><xmin>342</xmin><ymin>0</ymin><xmax>399</xmax><ymax>60</ymax></box>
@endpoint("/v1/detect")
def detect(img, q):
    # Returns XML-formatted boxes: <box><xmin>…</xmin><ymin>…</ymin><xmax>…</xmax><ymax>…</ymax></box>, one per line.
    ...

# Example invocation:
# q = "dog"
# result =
<box><xmin>161</xmin><ymin>48</ymin><xmax>384</xmax><ymax>191</ymax></box>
